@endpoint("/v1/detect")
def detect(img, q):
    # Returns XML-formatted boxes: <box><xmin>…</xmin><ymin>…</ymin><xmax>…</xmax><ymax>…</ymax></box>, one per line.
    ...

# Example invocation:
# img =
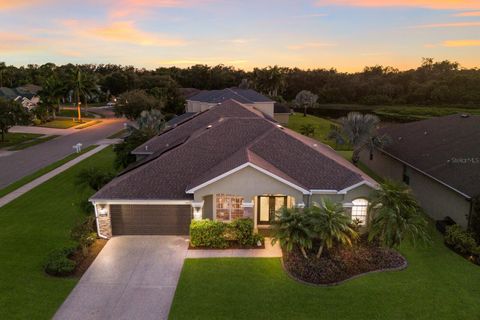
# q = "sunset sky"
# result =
<box><xmin>1</xmin><ymin>0</ymin><xmax>479</xmax><ymax>71</ymax></box>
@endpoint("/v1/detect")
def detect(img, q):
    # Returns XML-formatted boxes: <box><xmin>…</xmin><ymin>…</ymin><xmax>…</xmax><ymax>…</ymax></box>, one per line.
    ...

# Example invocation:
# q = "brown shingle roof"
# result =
<box><xmin>92</xmin><ymin>100</ymin><xmax>373</xmax><ymax>201</ymax></box>
<box><xmin>378</xmin><ymin>114</ymin><xmax>480</xmax><ymax>198</ymax></box>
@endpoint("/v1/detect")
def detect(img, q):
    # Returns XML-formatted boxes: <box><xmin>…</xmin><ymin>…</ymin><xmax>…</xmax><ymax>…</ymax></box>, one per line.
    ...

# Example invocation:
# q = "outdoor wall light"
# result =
<box><xmin>98</xmin><ymin>205</ymin><xmax>109</xmax><ymax>217</ymax></box>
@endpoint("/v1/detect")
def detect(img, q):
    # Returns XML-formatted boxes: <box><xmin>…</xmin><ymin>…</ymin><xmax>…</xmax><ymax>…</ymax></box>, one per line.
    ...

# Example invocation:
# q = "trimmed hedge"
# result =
<box><xmin>43</xmin><ymin>246</ymin><xmax>77</xmax><ymax>276</ymax></box>
<box><xmin>190</xmin><ymin>218</ymin><xmax>264</xmax><ymax>248</ymax></box>
<box><xmin>190</xmin><ymin>220</ymin><xmax>228</xmax><ymax>248</ymax></box>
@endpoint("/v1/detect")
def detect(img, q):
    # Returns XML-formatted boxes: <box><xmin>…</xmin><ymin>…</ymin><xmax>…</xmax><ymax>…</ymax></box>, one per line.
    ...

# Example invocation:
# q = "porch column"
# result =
<box><xmin>191</xmin><ymin>201</ymin><xmax>204</xmax><ymax>221</ymax></box>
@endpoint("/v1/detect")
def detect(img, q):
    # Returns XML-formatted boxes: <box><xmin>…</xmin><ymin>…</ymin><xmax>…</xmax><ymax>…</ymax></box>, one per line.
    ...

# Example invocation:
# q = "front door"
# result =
<box><xmin>257</xmin><ymin>196</ymin><xmax>287</xmax><ymax>224</ymax></box>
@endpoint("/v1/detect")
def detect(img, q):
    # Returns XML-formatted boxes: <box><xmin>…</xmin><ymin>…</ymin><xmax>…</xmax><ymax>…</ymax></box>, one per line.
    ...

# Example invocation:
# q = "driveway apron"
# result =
<box><xmin>53</xmin><ymin>236</ymin><xmax>189</xmax><ymax>320</ymax></box>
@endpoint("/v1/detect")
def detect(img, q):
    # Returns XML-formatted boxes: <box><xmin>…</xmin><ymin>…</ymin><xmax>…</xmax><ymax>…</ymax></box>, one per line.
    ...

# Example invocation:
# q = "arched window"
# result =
<box><xmin>351</xmin><ymin>199</ymin><xmax>369</xmax><ymax>226</ymax></box>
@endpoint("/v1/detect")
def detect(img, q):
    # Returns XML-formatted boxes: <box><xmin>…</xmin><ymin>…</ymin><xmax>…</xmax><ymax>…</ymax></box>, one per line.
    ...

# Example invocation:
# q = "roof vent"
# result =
<box><xmin>424</xmin><ymin>131</ymin><xmax>428</xmax><ymax>135</ymax></box>
<box><xmin>313</xmin><ymin>143</ymin><xmax>318</xmax><ymax>147</ymax></box>
<box><xmin>398</xmin><ymin>137</ymin><xmax>402</xmax><ymax>141</ymax></box>
<box><xmin>461</xmin><ymin>113</ymin><xmax>470</xmax><ymax>118</ymax></box>
<box><xmin>207</xmin><ymin>125</ymin><xmax>213</xmax><ymax>129</ymax></box>
<box><xmin>145</xmin><ymin>145</ymin><xmax>149</xmax><ymax>151</ymax></box>
<box><xmin>276</xmin><ymin>124</ymin><xmax>284</xmax><ymax>129</ymax></box>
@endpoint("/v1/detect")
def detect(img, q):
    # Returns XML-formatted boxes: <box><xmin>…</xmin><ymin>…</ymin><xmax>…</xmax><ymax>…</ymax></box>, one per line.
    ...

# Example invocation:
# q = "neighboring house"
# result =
<box><xmin>0</xmin><ymin>84</ymin><xmax>41</xmax><ymax>110</ymax></box>
<box><xmin>90</xmin><ymin>99</ymin><xmax>377</xmax><ymax>238</ymax></box>
<box><xmin>360</xmin><ymin>114</ymin><xmax>480</xmax><ymax>228</ymax></box>
<box><xmin>186</xmin><ymin>88</ymin><xmax>290</xmax><ymax>124</ymax></box>
<box><xmin>274</xmin><ymin>103</ymin><xmax>291</xmax><ymax>125</ymax></box>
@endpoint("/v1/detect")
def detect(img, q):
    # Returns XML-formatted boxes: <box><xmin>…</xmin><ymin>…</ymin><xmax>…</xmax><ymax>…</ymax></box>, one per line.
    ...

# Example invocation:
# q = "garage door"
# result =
<box><xmin>110</xmin><ymin>205</ymin><xmax>192</xmax><ymax>235</ymax></box>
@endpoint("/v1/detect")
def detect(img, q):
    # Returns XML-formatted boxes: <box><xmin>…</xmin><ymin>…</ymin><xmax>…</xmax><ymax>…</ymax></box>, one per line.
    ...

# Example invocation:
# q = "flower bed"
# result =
<box><xmin>283</xmin><ymin>240</ymin><xmax>406</xmax><ymax>285</ymax></box>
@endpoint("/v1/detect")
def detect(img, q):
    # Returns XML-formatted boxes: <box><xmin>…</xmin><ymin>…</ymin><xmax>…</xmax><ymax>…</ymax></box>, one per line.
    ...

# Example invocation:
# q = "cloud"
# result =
<box><xmin>60</xmin><ymin>20</ymin><xmax>186</xmax><ymax>47</ymax></box>
<box><xmin>442</xmin><ymin>40</ymin><xmax>480</xmax><ymax>47</ymax></box>
<box><xmin>454</xmin><ymin>11</ymin><xmax>480</xmax><ymax>16</ymax></box>
<box><xmin>104</xmin><ymin>0</ymin><xmax>212</xmax><ymax>18</ymax></box>
<box><xmin>411</xmin><ymin>21</ymin><xmax>480</xmax><ymax>28</ymax></box>
<box><xmin>0</xmin><ymin>32</ymin><xmax>41</xmax><ymax>52</ymax></box>
<box><xmin>0</xmin><ymin>0</ymin><xmax>47</xmax><ymax>10</ymax></box>
<box><xmin>288</xmin><ymin>42</ymin><xmax>337</xmax><ymax>50</ymax></box>
<box><xmin>315</xmin><ymin>0</ymin><xmax>480</xmax><ymax>10</ymax></box>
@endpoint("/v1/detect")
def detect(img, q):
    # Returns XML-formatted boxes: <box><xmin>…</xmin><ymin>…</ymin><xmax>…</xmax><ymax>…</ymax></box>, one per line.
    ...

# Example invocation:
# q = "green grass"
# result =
<box><xmin>0</xmin><ymin>132</ymin><xmax>43</xmax><ymax>149</ymax></box>
<box><xmin>287</xmin><ymin>113</ymin><xmax>350</xmax><ymax>150</ymax></box>
<box><xmin>374</xmin><ymin>106</ymin><xmax>480</xmax><ymax>122</ymax></box>
<box><xmin>8</xmin><ymin>135</ymin><xmax>60</xmax><ymax>151</ymax></box>
<box><xmin>37</xmin><ymin>119</ymin><xmax>89</xmax><ymax>129</ymax></box>
<box><xmin>170</xmin><ymin>228</ymin><xmax>480</xmax><ymax>320</ymax></box>
<box><xmin>57</xmin><ymin>109</ymin><xmax>94</xmax><ymax>118</ymax></box>
<box><xmin>74</xmin><ymin>120</ymin><xmax>102</xmax><ymax>130</ymax></box>
<box><xmin>107</xmin><ymin>129</ymin><xmax>128</xmax><ymax>139</ymax></box>
<box><xmin>0</xmin><ymin>145</ymin><xmax>98</xmax><ymax>198</ymax></box>
<box><xmin>0</xmin><ymin>146</ymin><xmax>115</xmax><ymax>319</ymax></box>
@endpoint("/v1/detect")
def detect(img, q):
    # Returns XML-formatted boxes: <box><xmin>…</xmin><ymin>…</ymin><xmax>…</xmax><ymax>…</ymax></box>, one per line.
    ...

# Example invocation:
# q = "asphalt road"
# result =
<box><xmin>0</xmin><ymin>112</ymin><xmax>127</xmax><ymax>189</ymax></box>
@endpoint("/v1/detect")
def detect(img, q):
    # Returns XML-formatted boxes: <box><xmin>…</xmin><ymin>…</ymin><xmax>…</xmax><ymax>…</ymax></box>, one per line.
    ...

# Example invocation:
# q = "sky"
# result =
<box><xmin>0</xmin><ymin>0</ymin><xmax>479</xmax><ymax>72</ymax></box>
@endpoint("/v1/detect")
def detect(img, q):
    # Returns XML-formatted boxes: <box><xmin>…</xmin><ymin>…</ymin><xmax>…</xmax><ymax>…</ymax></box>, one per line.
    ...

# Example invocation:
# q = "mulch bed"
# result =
<box><xmin>283</xmin><ymin>241</ymin><xmax>406</xmax><ymax>285</ymax></box>
<box><xmin>72</xmin><ymin>239</ymin><xmax>108</xmax><ymax>277</ymax></box>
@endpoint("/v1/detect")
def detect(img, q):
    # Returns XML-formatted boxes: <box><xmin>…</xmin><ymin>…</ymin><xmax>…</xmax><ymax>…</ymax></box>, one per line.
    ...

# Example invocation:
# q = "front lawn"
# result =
<box><xmin>287</xmin><ymin>113</ymin><xmax>350</xmax><ymax>150</ymax></box>
<box><xmin>0</xmin><ymin>147</ymin><xmax>115</xmax><ymax>319</ymax></box>
<box><xmin>8</xmin><ymin>135</ymin><xmax>59</xmax><ymax>151</ymax></box>
<box><xmin>37</xmin><ymin>119</ymin><xmax>90</xmax><ymax>129</ymax></box>
<box><xmin>170</xmin><ymin>229</ymin><xmax>480</xmax><ymax>320</ymax></box>
<box><xmin>0</xmin><ymin>132</ymin><xmax>43</xmax><ymax>149</ymax></box>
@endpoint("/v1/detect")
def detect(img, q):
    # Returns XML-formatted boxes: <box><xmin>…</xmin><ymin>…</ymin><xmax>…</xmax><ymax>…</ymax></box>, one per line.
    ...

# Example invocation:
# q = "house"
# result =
<box><xmin>185</xmin><ymin>88</ymin><xmax>290</xmax><ymax>124</ymax></box>
<box><xmin>360</xmin><ymin>114</ymin><xmax>480</xmax><ymax>228</ymax></box>
<box><xmin>90</xmin><ymin>99</ymin><xmax>376</xmax><ymax>238</ymax></box>
<box><xmin>0</xmin><ymin>84</ymin><xmax>41</xmax><ymax>110</ymax></box>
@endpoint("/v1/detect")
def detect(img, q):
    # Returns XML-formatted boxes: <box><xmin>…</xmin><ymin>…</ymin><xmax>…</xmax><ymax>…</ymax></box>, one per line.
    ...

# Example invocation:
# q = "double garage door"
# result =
<box><xmin>110</xmin><ymin>204</ymin><xmax>192</xmax><ymax>235</ymax></box>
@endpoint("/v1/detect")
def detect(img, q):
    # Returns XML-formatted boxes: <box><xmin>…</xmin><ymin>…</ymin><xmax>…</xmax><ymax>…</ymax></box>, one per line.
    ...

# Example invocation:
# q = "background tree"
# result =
<box><xmin>114</xmin><ymin>89</ymin><xmax>163</xmax><ymax>120</ymax></box>
<box><xmin>68</xmin><ymin>67</ymin><xmax>97</xmax><ymax>122</ymax></box>
<box><xmin>39</xmin><ymin>75</ymin><xmax>65</xmax><ymax>119</ymax></box>
<box><xmin>328</xmin><ymin>112</ymin><xmax>390</xmax><ymax>165</ymax></box>
<box><xmin>368</xmin><ymin>180</ymin><xmax>430</xmax><ymax>248</ymax></box>
<box><xmin>0</xmin><ymin>98</ymin><xmax>30</xmax><ymax>141</ymax></box>
<box><xmin>294</xmin><ymin>90</ymin><xmax>318</xmax><ymax>117</ymax></box>
<box><xmin>299</xmin><ymin>123</ymin><xmax>315</xmax><ymax>137</ymax></box>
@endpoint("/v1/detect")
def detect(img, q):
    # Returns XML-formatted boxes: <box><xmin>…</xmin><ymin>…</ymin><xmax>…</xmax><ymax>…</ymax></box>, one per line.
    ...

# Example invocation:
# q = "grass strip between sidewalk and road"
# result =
<box><xmin>8</xmin><ymin>135</ymin><xmax>60</xmax><ymax>151</ymax></box>
<box><xmin>74</xmin><ymin>120</ymin><xmax>102</xmax><ymax>129</ymax></box>
<box><xmin>0</xmin><ymin>145</ymin><xmax>98</xmax><ymax>198</ymax></box>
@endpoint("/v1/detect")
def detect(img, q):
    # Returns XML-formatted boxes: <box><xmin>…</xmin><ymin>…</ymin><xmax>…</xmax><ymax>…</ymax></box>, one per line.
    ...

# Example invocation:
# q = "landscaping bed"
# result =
<box><xmin>72</xmin><ymin>238</ymin><xmax>108</xmax><ymax>277</ymax></box>
<box><xmin>283</xmin><ymin>240</ymin><xmax>406</xmax><ymax>285</ymax></box>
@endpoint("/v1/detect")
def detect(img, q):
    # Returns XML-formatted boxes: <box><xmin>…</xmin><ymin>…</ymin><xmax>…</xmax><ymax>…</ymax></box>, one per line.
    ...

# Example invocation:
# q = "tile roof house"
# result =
<box><xmin>0</xmin><ymin>85</ymin><xmax>41</xmax><ymax>110</ymax></box>
<box><xmin>91</xmin><ymin>100</ymin><xmax>376</xmax><ymax>238</ymax></box>
<box><xmin>185</xmin><ymin>88</ymin><xmax>290</xmax><ymax>124</ymax></box>
<box><xmin>360</xmin><ymin>114</ymin><xmax>480</xmax><ymax>228</ymax></box>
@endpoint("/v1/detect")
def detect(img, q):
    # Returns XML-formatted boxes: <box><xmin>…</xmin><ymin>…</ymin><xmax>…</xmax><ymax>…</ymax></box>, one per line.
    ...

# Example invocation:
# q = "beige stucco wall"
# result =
<box><xmin>274</xmin><ymin>113</ymin><xmax>290</xmax><ymax>125</ymax></box>
<box><xmin>310</xmin><ymin>184</ymin><xmax>375</xmax><ymax>206</ymax></box>
<box><xmin>246</xmin><ymin>102</ymin><xmax>274</xmax><ymax>117</ymax></box>
<box><xmin>360</xmin><ymin>149</ymin><xmax>471</xmax><ymax>228</ymax></box>
<box><xmin>193</xmin><ymin>166</ymin><xmax>305</xmax><ymax>204</ymax></box>
<box><xmin>186</xmin><ymin>101</ymin><xmax>216</xmax><ymax>113</ymax></box>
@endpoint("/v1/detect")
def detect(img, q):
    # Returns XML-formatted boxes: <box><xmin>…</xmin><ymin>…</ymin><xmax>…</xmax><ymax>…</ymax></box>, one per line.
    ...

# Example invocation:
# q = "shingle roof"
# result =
<box><xmin>92</xmin><ymin>100</ymin><xmax>373</xmax><ymax>201</ymax></box>
<box><xmin>274</xmin><ymin>103</ymin><xmax>290</xmax><ymax>114</ymax></box>
<box><xmin>378</xmin><ymin>114</ymin><xmax>480</xmax><ymax>198</ymax></box>
<box><xmin>166</xmin><ymin>112</ymin><xmax>197</xmax><ymax>127</ymax></box>
<box><xmin>187</xmin><ymin>88</ymin><xmax>272</xmax><ymax>104</ymax></box>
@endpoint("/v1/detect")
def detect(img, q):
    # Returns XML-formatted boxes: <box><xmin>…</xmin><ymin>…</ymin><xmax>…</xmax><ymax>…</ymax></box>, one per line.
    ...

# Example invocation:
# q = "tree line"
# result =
<box><xmin>1</xmin><ymin>58</ymin><xmax>480</xmax><ymax>110</ymax></box>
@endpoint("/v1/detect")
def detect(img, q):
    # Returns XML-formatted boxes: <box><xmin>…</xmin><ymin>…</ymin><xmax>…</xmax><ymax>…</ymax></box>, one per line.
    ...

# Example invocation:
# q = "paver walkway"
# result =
<box><xmin>54</xmin><ymin>236</ymin><xmax>189</xmax><ymax>320</ymax></box>
<box><xmin>0</xmin><ymin>144</ymin><xmax>109</xmax><ymax>208</ymax></box>
<box><xmin>186</xmin><ymin>237</ymin><xmax>282</xmax><ymax>258</ymax></box>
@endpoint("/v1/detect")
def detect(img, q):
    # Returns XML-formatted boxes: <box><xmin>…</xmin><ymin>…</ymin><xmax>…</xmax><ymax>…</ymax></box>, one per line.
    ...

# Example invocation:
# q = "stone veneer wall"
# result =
<box><xmin>97</xmin><ymin>214</ymin><xmax>112</xmax><ymax>239</ymax></box>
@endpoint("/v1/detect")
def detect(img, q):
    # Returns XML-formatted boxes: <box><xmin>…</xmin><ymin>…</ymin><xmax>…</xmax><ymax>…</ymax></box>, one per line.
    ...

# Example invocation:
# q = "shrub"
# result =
<box><xmin>190</xmin><ymin>220</ymin><xmax>228</xmax><ymax>248</ymax></box>
<box><xmin>71</xmin><ymin>215</ymin><xmax>97</xmax><ymax>256</ymax></box>
<box><xmin>76</xmin><ymin>167</ymin><xmax>115</xmax><ymax>191</ymax></box>
<box><xmin>445</xmin><ymin>225</ymin><xmax>478</xmax><ymax>255</ymax></box>
<box><xmin>44</xmin><ymin>246</ymin><xmax>77</xmax><ymax>276</ymax></box>
<box><xmin>229</xmin><ymin>218</ymin><xmax>255</xmax><ymax>246</ymax></box>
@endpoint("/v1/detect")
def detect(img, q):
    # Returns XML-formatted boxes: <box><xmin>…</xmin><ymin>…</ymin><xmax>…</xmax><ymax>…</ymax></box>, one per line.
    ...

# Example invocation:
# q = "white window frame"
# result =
<box><xmin>214</xmin><ymin>194</ymin><xmax>244</xmax><ymax>222</ymax></box>
<box><xmin>351</xmin><ymin>198</ymin><xmax>369</xmax><ymax>226</ymax></box>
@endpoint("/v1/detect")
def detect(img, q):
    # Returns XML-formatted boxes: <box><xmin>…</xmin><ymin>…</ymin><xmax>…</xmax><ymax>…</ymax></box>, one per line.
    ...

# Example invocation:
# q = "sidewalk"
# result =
<box><xmin>9</xmin><ymin>125</ymin><xmax>76</xmax><ymax>136</ymax></box>
<box><xmin>186</xmin><ymin>238</ymin><xmax>282</xmax><ymax>258</ymax></box>
<box><xmin>0</xmin><ymin>145</ymin><xmax>109</xmax><ymax>208</ymax></box>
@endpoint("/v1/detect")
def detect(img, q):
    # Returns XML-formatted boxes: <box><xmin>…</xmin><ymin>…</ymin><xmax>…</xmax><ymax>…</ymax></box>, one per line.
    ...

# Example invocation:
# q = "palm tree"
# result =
<box><xmin>68</xmin><ymin>67</ymin><xmax>97</xmax><ymax>122</ymax></box>
<box><xmin>368</xmin><ymin>180</ymin><xmax>430</xmax><ymax>248</ymax></box>
<box><xmin>328</xmin><ymin>112</ymin><xmax>391</xmax><ymax>165</ymax></box>
<box><xmin>294</xmin><ymin>90</ymin><xmax>318</xmax><ymax>117</ymax></box>
<box><xmin>309</xmin><ymin>199</ymin><xmax>358</xmax><ymax>258</ymax></box>
<box><xmin>271</xmin><ymin>207</ymin><xmax>313</xmax><ymax>259</ymax></box>
<box><xmin>134</xmin><ymin>109</ymin><xmax>166</xmax><ymax>137</ymax></box>
<box><xmin>39</xmin><ymin>76</ymin><xmax>65</xmax><ymax>119</ymax></box>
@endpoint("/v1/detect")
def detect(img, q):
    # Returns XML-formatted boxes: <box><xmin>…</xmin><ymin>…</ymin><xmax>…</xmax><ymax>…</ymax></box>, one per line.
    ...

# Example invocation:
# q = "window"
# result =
<box><xmin>351</xmin><ymin>199</ymin><xmax>369</xmax><ymax>226</ymax></box>
<box><xmin>215</xmin><ymin>194</ymin><xmax>244</xmax><ymax>221</ymax></box>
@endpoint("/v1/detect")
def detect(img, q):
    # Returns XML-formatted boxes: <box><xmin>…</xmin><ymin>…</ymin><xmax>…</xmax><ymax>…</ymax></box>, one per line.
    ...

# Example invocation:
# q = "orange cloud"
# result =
<box><xmin>0</xmin><ymin>0</ymin><xmax>48</xmax><ymax>10</ymax></box>
<box><xmin>443</xmin><ymin>40</ymin><xmax>480</xmax><ymax>47</ymax></box>
<box><xmin>0</xmin><ymin>32</ymin><xmax>40</xmax><ymax>52</ymax></box>
<box><xmin>454</xmin><ymin>11</ymin><xmax>480</xmax><ymax>16</ymax></box>
<box><xmin>316</xmin><ymin>0</ymin><xmax>480</xmax><ymax>10</ymax></box>
<box><xmin>104</xmin><ymin>0</ymin><xmax>211</xmax><ymax>18</ymax></box>
<box><xmin>411</xmin><ymin>21</ymin><xmax>480</xmax><ymax>28</ymax></box>
<box><xmin>59</xmin><ymin>20</ymin><xmax>186</xmax><ymax>47</ymax></box>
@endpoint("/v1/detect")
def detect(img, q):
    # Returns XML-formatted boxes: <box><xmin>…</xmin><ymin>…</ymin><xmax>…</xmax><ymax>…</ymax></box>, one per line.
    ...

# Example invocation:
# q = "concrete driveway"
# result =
<box><xmin>54</xmin><ymin>236</ymin><xmax>189</xmax><ymax>320</ymax></box>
